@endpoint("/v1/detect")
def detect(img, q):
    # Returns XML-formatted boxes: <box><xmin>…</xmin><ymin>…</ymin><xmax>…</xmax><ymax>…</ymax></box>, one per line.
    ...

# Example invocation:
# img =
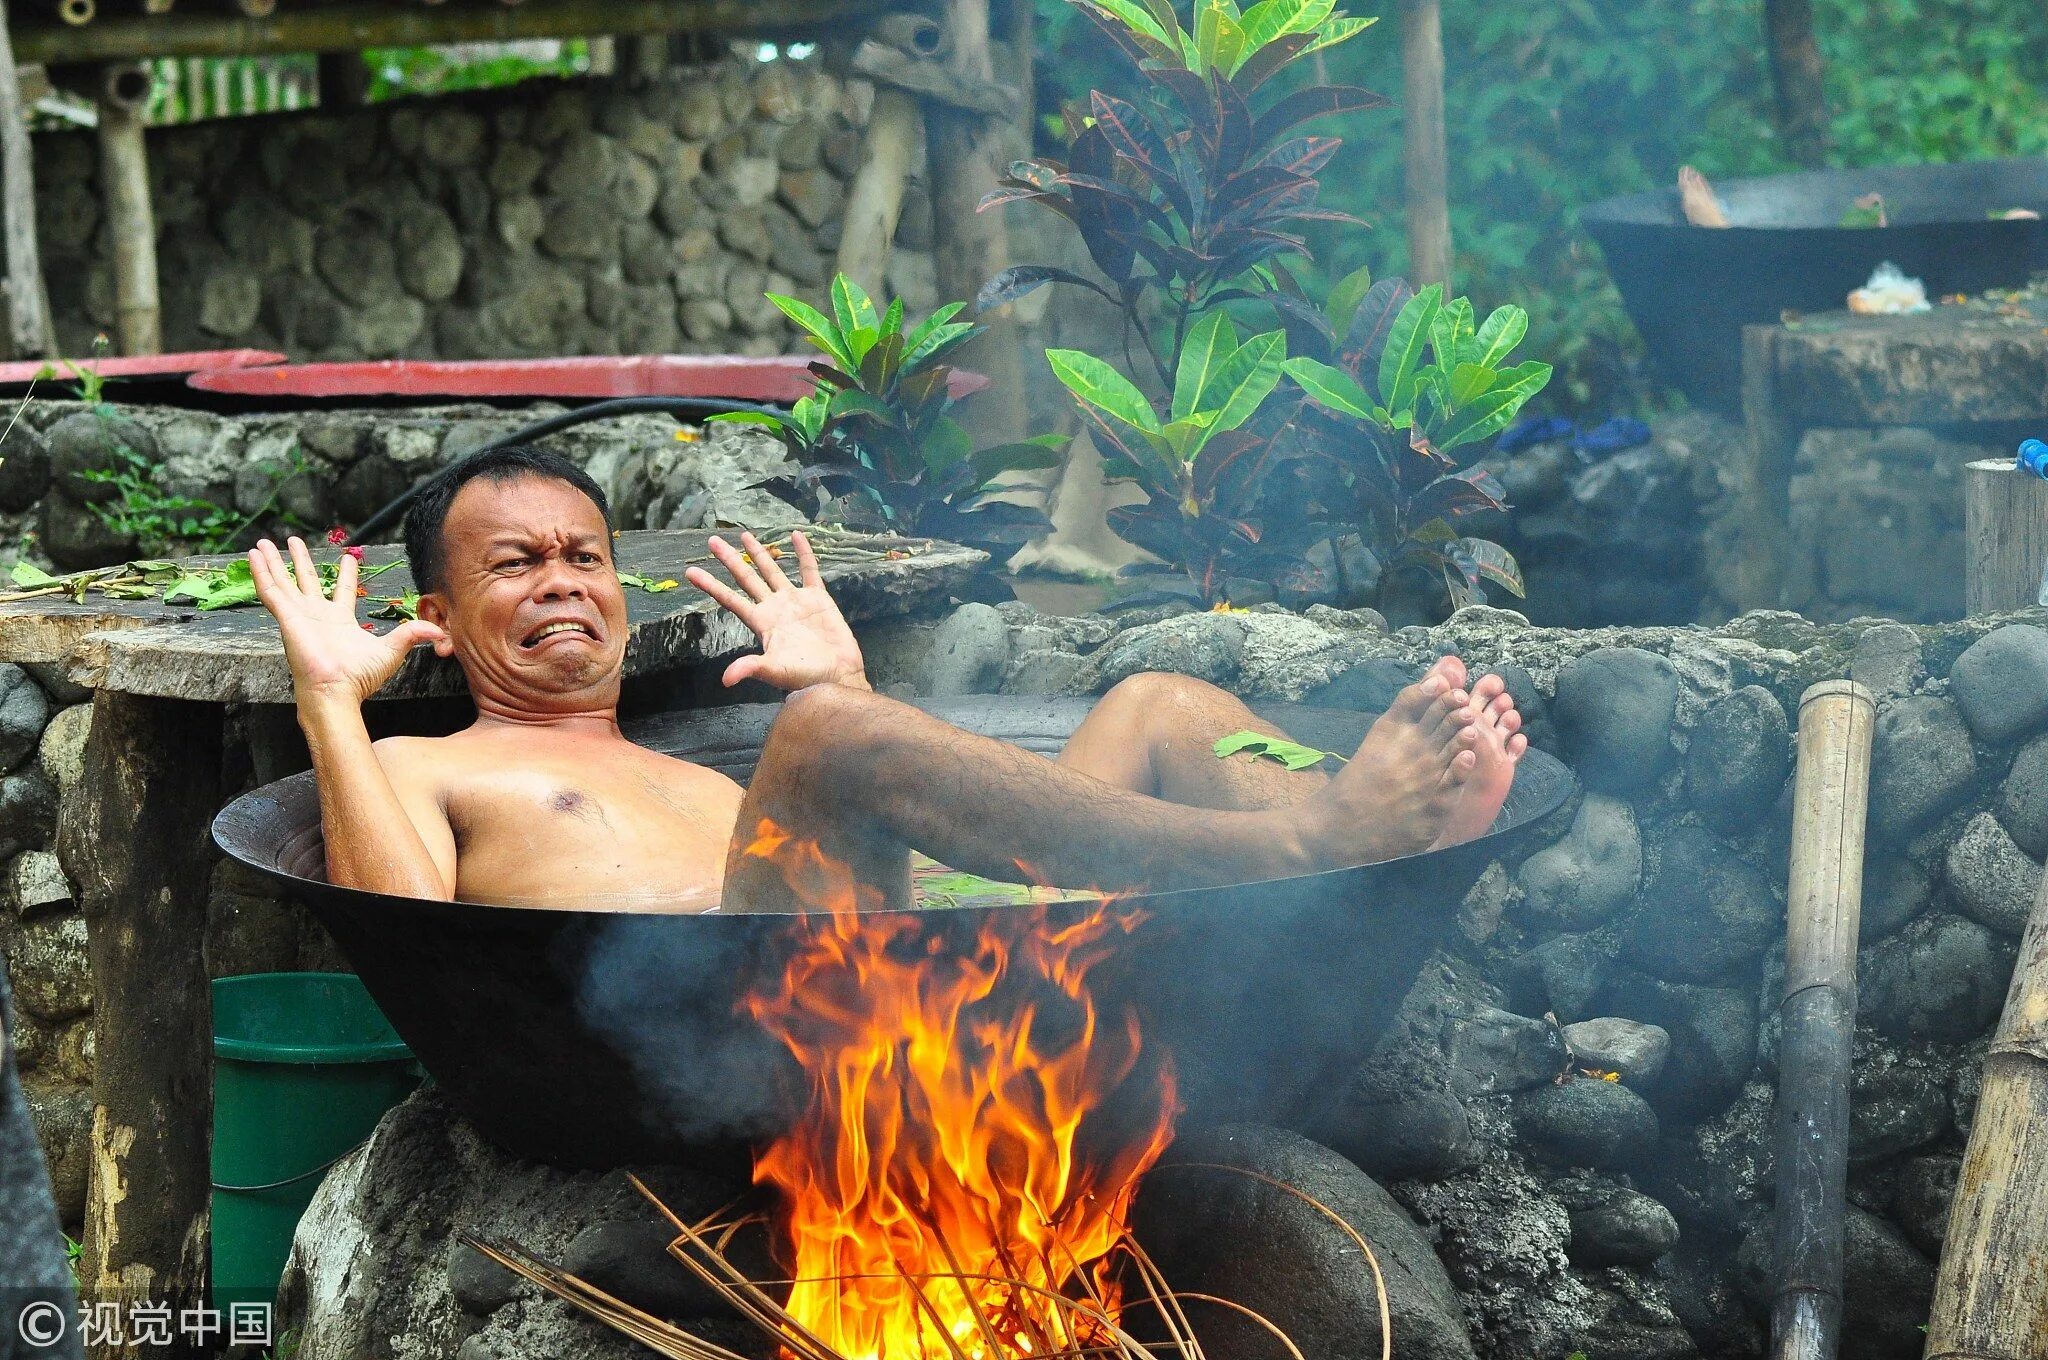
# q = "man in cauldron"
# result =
<box><xmin>249</xmin><ymin>447</ymin><xmax>1523</xmax><ymax>913</ymax></box>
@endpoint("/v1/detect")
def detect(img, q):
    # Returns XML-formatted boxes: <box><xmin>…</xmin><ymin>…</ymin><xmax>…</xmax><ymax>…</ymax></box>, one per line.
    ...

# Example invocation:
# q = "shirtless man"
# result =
<box><xmin>252</xmin><ymin>446</ymin><xmax>1526</xmax><ymax>914</ymax></box>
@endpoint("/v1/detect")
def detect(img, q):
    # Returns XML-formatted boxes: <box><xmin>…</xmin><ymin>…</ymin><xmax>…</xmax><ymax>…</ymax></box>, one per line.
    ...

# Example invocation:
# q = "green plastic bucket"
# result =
<box><xmin>210</xmin><ymin>973</ymin><xmax>419</xmax><ymax>1307</ymax></box>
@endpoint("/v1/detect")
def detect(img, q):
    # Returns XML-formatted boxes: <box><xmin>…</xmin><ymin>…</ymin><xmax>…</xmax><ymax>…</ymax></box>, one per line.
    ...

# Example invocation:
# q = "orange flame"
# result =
<box><xmin>741</xmin><ymin>821</ymin><xmax>1178</xmax><ymax>1360</ymax></box>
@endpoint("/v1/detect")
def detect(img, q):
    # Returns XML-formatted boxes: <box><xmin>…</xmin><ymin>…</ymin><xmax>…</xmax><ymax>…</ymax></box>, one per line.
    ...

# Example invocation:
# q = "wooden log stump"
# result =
<box><xmin>1739</xmin><ymin>324</ymin><xmax>1800</xmax><ymax>611</ymax></box>
<box><xmin>57</xmin><ymin>692</ymin><xmax>222</xmax><ymax>1358</ymax></box>
<box><xmin>1965</xmin><ymin>458</ymin><xmax>2048</xmax><ymax>616</ymax></box>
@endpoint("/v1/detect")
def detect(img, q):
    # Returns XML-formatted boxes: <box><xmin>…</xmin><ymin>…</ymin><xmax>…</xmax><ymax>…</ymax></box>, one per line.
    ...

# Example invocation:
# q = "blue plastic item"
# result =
<box><xmin>2017</xmin><ymin>438</ymin><xmax>2048</xmax><ymax>480</ymax></box>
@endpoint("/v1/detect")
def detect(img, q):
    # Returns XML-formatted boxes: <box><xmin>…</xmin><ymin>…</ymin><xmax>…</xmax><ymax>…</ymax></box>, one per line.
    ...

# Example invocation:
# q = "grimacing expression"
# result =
<box><xmin>417</xmin><ymin>475</ymin><xmax>630</xmax><ymax>700</ymax></box>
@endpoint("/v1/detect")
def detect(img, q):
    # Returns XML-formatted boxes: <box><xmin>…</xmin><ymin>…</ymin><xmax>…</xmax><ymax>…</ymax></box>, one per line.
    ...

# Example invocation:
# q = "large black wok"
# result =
<box><xmin>1583</xmin><ymin>156</ymin><xmax>2048</xmax><ymax>409</ymax></box>
<box><xmin>211</xmin><ymin>697</ymin><xmax>1574</xmax><ymax>1167</ymax></box>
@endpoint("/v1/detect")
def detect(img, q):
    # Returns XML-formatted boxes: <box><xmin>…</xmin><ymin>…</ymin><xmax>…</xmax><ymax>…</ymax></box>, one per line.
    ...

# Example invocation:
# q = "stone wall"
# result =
<box><xmin>0</xmin><ymin>396</ymin><xmax>802</xmax><ymax>572</ymax></box>
<box><xmin>857</xmin><ymin>597</ymin><xmax>2046</xmax><ymax>1359</ymax></box>
<box><xmin>31</xmin><ymin>52</ymin><xmax>937</xmax><ymax>360</ymax></box>
<box><xmin>1474</xmin><ymin>412</ymin><xmax>1998</xmax><ymax>630</ymax></box>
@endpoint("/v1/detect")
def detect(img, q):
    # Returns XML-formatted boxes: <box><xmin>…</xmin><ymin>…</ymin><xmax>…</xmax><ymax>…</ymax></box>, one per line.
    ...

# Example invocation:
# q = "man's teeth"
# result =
<box><xmin>531</xmin><ymin>621</ymin><xmax>589</xmax><ymax>643</ymax></box>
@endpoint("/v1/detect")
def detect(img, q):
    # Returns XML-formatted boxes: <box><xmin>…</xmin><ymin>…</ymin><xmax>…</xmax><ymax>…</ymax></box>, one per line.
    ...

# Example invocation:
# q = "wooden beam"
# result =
<box><xmin>1965</xmin><ymin>458</ymin><xmax>2048</xmax><ymax>616</ymax></box>
<box><xmin>56</xmin><ymin>692</ymin><xmax>222</xmax><ymax>1359</ymax></box>
<box><xmin>1764</xmin><ymin>0</ymin><xmax>1828</xmax><ymax>168</ymax></box>
<box><xmin>1400</xmin><ymin>0</ymin><xmax>1450</xmax><ymax>291</ymax></box>
<box><xmin>1769</xmin><ymin>680</ymin><xmax>1875</xmax><ymax>1360</ymax></box>
<box><xmin>924</xmin><ymin>0</ymin><xmax>1025</xmax><ymax>449</ymax></box>
<box><xmin>0</xmin><ymin>1</ymin><xmax>57</xmax><ymax>359</ymax></box>
<box><xmin>94</xmin><ymin>69</ymin><xmax>160</xmax><ymax>356</ymax></box>
<box><xmin>10</xmin><ymin>0</ymin><xmax>896</xmax><ymax>64</ymax></box>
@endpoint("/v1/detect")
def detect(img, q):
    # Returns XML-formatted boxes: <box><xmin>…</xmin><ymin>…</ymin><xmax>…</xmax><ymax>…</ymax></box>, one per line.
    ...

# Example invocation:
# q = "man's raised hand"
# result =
<box><xmin>684</xmin><ymin>530</ymin><xmax>870</xmax><ymax>692</ymax></box>
<box><xmin>249</xmin><ymin>537</ymin><xmax>447</xmax><ymax>708</ymax></box>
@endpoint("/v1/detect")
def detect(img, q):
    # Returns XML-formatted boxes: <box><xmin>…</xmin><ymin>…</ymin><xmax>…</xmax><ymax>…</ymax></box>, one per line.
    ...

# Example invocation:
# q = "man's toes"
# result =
<box><xmin>1441</xmin><ymin>748</ymin><xmax>1478</xmax><ymax>784</ymax></box>
<box><xmin>1425</xmin><ymin>689</ymin><xmax>1474</xmax><ymax>739</ymax></box>
<box><xmin>1387</xmin><ymin>675</ymin><xmax>1448</xmax><ymax>724</ymax></box>
<box><xmin>1507</xmin><ymin>733</ymin><xmax>1529</xmax><ymax>759</ymax></box>
<box><xmin>1429</xmin><ymin>655</ymin><xmax>1468</xmax><ymax>690</ymax></box>
<box><xmin>1470</xmin><ymin>672</ymin><xmax>1505</xmax><ymax>706</ymax></box>
<box><xmin>1498</xmin><ymin>709</ymin><xmax>1523</xmax><ymax>736</ymax></box>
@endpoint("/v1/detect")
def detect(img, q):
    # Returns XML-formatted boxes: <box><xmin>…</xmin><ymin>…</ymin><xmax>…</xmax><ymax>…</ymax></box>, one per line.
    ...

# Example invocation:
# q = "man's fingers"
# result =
<box><xmin>387</xmin><ymin>619</ymin><xmax>447</xmax><ymax>654</ymax></box>
<box><xmin>793</xmin><ymin>530</ymin><xmax>825</xmax><ymax>590</ymax></box>
<box><xmin>685</xmin><ymin>565</ymin><xmax>759</xmax><ymax>629</ymax></box>
<box><xmin>706</xmin><ymin>535</ymin><xmax>770</xmax><ymax>601</ymax></box>
<box><xmin>335</xmin><ymin>550</ymin><xmax>359</xmax><ymax>606</ymax></box>
<box><xmin>286</xmin><ymin>536</ymin><xmax>320</xmax><ymax>597</ymax></box>
<box><xmin>741</xmin><ymin>532</ymin><xmax>793</xmax><ymax>592</ymax></box>
<box><xmin>722</xmin><ymin>653</ymin><xmax>764</xmax><ymax>688</ymax></box>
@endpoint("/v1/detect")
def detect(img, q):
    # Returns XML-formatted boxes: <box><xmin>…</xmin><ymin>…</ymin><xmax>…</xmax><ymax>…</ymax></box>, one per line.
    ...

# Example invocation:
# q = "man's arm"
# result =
<box><xmin>249</xmin><ymin>537</ymin><xmax>457</xmax><ymax>899</ymax></box>
<box><xmin>300</xmin><ymin>704</ymin><xmax>458</xmax><ymax>899</ymax></box>
<box><xmin>684</xmin><ymin>530</ymin><xmax>871</xmax><ymax>692</ymax></box>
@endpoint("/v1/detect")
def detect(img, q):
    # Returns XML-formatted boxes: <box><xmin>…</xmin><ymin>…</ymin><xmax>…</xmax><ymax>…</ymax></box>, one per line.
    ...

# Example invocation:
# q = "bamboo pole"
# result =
<box><xmin>1964</xmin><ymin>459</ymin><xmax>2048</xmax><ymax>617</ymax></box>
<box><xmin>11</xmin><ymin>0</ymin><xmax>898</xmax><ymax>64</ymax></box>
<box><xmin>1770</xmin><ymin>679</ymin><xmax>1876</xmax><ymax>1360</ymax></box>
<box><xmin>94</xmin><ymin>62</ymin><xmax>159</xmax><ymax>356</ymax></box>
<box><xmin>1925</xmin><ymin>836</ymin><xmax>2048</xmax><ymax>1353</ymax></box>
<box><xmin>1399</xmin><ymin>0</ymin><xmax>1450</xmax><ymax>291</ymax></box>
<box><xmin>0</xmin><ymin>0</ymin><xmax>57</xmax><ymax>359</ymax></box>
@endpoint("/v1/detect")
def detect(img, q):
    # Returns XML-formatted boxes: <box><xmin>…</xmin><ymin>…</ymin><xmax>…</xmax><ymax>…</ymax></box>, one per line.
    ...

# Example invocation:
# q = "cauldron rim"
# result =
<box><xmin>210</xmin><ymin>744</ymin><xmax>1575</xmax><ymax>919</ymax></box>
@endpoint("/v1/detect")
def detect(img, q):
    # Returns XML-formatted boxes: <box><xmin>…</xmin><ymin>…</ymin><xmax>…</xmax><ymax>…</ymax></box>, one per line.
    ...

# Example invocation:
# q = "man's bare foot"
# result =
<box><xmin>1300</xmin><ymin>657</ymin><xmax>1482</xmax><ymax>868</ymax></box>
<box><xmin>1679</xmin><ymin>165</ymin><xmax>1729</xmax><ymax>227</ymax></box>
<box><xmin>1431</xmin><ymin>682</ymin><xmax>1527</xmax><ymax>849</ymax></box>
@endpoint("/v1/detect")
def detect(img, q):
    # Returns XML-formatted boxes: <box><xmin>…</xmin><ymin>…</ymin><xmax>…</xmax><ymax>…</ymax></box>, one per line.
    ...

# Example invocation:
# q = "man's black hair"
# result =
<box><xmin>401</xmin><ymin>445</ymin><xmax>612</xmax><ymax>594</ymax></box>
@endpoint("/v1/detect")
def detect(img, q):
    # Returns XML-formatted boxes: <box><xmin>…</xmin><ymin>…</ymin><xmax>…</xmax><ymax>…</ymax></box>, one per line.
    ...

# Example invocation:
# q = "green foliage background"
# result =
<box><xmin>1032</xmin><ymin>0</ymin><xmax>2048</xmax><ymax>413</ymax></box>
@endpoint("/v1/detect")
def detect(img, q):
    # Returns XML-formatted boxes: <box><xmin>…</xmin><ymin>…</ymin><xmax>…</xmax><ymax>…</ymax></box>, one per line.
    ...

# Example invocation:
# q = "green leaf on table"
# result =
<box><xmin>8</xmin><ymin>561</ymin><xmax>59</xmax><ymax>588</ymax></box>
<box><xmin>1214</xmin><ymin>729</ymin><xmax>1343</xmax><ymax>770</ymax></box>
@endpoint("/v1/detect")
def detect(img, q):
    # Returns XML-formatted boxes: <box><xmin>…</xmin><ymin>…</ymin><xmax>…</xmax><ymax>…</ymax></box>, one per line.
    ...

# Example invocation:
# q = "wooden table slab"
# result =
<box><xmin>0</xmin><ymin>527</ymin><xmax>984</xmax><ymax>702</ymax></box>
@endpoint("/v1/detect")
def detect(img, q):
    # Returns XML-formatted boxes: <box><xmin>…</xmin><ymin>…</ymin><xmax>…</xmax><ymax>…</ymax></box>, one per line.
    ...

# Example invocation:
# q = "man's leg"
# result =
<box><xmin>1058</xmin><ymin>672</ymin><xmax>1329</xmax><ymax>811</ymax></box>
<box><xmin>720</xmin><ymin>672</ymin><xmax>1492</xmax><ymax>913</ymax></box>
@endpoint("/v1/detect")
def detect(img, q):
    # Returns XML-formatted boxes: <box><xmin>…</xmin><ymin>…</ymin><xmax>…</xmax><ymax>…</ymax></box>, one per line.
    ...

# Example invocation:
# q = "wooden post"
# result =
<box><xmin>1926</xmin><ymin>819</ymin><xmax>2048</xmax><ymax>1354</ymax></box>
<box><xmin>0</xmin><ymin>0</ymin><xmax>57</xmax><ymax>359</ymax></box>
<box><xmin>1769</xmin><ymin>679</ymin><xmax>1876</xmax><ymax>1360</ymax></box>
<box><xmin>314</xmin><ymin>49</ymin><xmax>371</xmax><ymax>107</ymax></box>
<box><xmin>924</xmin><ymin>0</ymin><xmax>1027</xmax><ymax>446</ymax></box>
<box><xmin>1400</xmin><ymin>0</ymin><xmax>1450</xmax><ymax>291</ymax></box>
<box><xmin>56</xmin><ymin>692</ymin><xmax>222</xmax><ymax>1356</ymax></box>
<box><xmin>1763</xmin><ymin>0</ymin><xmax>1828</xmax><ymax>168</ymax></box>
<box><xmin>94</xmin><ymin>64</ymin><xmax>161</xmax><ymax>357</ymax></box>
<box><xmin>836</xmin><ymin>85</ymin><xmax>920</xmax><ymax>299</ymax></box>
<box><xmin>1738</xmin><ymin>324</ymin><xmax>1800</xmax><ymax>611</ymax></box>
<box><xmin>1965</xmin><ymin>458</ymin><xmax>2048</xmax><ymax>616</ymax></box>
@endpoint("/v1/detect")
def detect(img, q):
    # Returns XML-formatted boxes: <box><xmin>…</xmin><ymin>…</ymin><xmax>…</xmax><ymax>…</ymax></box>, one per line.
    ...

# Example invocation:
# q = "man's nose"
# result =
<box><xmin>533</xmin><ymin>558</ymin><xmax>586</xmax><ymax>599</ymax></box>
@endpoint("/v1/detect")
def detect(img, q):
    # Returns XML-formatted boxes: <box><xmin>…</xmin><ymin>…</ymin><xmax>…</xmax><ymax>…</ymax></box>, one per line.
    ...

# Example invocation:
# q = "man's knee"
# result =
<box><xmin>1100</xmin><ymin>671</ymin><xmax>1233</xmax><ymax>721</ymax></box>
<box><xmin>761</xmin><ymin>683</ymin><xmax>889</xmax><ymax>770</ymax></box>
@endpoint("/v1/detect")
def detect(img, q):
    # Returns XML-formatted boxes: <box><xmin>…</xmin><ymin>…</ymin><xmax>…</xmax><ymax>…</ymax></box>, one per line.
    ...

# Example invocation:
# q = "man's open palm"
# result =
<box><xmin>250</xmin><ymin>537</ymin><xmax>447</xmax><ymax>707</ymax></box>
<box><xmin>685</xmin><ymin>530</ymin><xmax>869</xmax><ymax>691</ymax></box>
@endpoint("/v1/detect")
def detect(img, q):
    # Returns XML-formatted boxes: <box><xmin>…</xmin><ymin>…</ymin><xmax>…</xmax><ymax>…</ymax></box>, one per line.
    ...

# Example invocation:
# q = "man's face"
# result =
<box><xmin>416</xmin><ymin>475</ymin><xmax>630</xmax><ymax>711</ymax></box>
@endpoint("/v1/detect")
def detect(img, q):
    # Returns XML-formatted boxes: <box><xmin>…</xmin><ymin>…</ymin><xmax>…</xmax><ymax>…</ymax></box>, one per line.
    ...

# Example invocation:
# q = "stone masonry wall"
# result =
<box><xmin>31</xmin><ymin>52</ymin><xmax>938</xmax><ymax>361</ymax></box>
<box><xmin>854</xmin><ymin>596</ymin><xmax>2048</xmax><ymax>1359</ymax></box>
<box><xmin>1473</xmin><ymin>411</ymin><xmax>1998</xmax><ymax>630</ymax></box>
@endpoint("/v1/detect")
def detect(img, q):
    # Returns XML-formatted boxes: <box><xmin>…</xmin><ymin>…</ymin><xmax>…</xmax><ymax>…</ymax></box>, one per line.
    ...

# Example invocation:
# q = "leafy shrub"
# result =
<box><xmin>719</xmin><ymin>275</ymin><xmax>1066</xmax><ymax>577</ymax></box>
<box><xmin>1032</xmin><ymin>0</ymin><xmax>2048</xmax><ymax>413</ymax></box>
<box><xmin>991</xmin><ymin>0</ymin><xmax>1549</xmax><ymax>610</ymax></box>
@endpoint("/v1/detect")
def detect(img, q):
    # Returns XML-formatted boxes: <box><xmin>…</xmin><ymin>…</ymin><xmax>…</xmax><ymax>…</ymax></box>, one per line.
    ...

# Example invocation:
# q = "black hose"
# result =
<box><xmin>345</xmin><ymin>396</ymin><xmax>793</xmax><ymax>547</ymax></box>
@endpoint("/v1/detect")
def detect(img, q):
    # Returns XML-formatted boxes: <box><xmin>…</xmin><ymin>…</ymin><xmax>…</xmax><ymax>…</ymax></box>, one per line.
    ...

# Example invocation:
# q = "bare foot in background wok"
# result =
<box><xmin>1679</xmin><ymin>165</ymin><xmax>1729</xmax><ymax>227</ymax></box>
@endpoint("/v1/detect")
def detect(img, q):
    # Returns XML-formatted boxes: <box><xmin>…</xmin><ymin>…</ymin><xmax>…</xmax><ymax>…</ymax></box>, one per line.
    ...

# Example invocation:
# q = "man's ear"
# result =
<box><xmin>415</xmin><ymin>594</ymin><xmax>457</xmax><ymax>657</ymax></box>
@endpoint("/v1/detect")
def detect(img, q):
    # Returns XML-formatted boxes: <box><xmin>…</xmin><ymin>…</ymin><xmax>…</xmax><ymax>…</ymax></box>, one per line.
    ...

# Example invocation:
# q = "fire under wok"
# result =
<box><xmin>212</xmin><ymin>696</ymin><xmax>1575</xmax><ymax>1168</ymax></box>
